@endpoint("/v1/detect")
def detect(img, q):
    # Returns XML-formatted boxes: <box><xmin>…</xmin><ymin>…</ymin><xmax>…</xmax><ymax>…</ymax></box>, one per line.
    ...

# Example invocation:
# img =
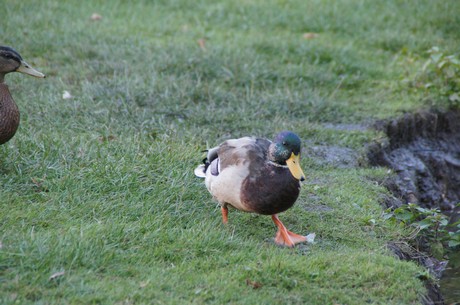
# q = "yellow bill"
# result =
<box><xmin>286</xmin><ymin>152</ymin><xmax>306</xmax><ymax>181</ymax></box>
<box><xmin>16</xmin><ymin>60</ymin><xmax>45</xmax><ymax>78</ymax></box>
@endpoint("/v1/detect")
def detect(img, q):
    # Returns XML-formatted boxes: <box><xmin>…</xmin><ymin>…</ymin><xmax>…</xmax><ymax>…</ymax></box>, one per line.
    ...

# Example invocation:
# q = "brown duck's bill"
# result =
<box><xmin>16</xmin><ymin>60</ymin><xmax>45</xmax><ymax>78</ymax></box>
<box><xmin>286</xmin><ymin>152</ymin><xmax>306</xmax><ymax>181</ymax></box>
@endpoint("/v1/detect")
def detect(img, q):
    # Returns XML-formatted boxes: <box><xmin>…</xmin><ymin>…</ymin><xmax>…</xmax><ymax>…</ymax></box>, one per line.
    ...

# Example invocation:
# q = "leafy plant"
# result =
<box><xmin>417</xmin><ymin>46</ymin><xmax>460</xmax><ymax>105</ymax></box>
<box><xmin>383</xmin><ymin>203</ymin><xmax>460</xmax><ymax>249</ymax></box>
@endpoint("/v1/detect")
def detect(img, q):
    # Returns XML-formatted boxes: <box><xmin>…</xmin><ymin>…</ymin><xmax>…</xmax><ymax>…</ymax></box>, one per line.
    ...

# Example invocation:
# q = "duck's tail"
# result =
<box><xmin>194</xmin><ymin>164</ymin><xmax>206</xmax><ymax>178</ymax></box>
<box><xmin>195</xmin><ymin>146</ymin><xmax>219</xmax><ymax>178</ymax></box>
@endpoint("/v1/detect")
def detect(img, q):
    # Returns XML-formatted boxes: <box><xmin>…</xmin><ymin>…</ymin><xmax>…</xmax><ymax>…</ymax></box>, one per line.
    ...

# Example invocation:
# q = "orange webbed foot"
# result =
<box><xmin>272</xmin><ymin>214</ymin><xmax>308</xmax><ymax>247</ymax></box>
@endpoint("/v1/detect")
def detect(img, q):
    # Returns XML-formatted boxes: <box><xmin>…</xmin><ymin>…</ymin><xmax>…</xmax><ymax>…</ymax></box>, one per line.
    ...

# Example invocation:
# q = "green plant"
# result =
<box><xmin>383</xmin><ymin>203</ymin><xmax>460</xmax><ymax>249</ymax></box>
<box><xmin>418</xmin><ymin>46</ymin><xmax>460</xmax><ymax>105</ymax></box>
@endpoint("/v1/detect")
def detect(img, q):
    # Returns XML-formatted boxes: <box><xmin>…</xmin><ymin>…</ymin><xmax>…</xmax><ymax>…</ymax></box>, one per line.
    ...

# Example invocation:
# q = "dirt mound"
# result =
<box><xmin>367</xmin><ymin>109</ymin><xmax>460</xmax><ymax>305</ymax></box>
<box><xmin>368</xmin><ymin>109</ymin><xmax>460</xmax><ymax>213</ymax></box>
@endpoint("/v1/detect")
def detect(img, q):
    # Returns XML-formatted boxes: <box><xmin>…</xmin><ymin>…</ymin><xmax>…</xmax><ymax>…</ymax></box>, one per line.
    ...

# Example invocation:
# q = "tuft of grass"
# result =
<box><xmin>2</xmin><ymin>0</ymin><xmax>459</xmax><ymax>303</ymax></box>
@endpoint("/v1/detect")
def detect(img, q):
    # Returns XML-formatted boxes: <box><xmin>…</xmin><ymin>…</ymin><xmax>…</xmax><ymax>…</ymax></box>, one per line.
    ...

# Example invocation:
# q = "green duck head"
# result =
<box><xmin>269</xmin><ymin>131</ymin><xmax>306</xmax><ymax>181</ymax></box>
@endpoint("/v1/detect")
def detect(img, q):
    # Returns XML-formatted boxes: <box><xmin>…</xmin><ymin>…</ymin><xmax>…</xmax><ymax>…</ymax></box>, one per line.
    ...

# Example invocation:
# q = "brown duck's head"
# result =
<box><xmin>0</xmin><ymin>46</ymin><xmax>45</xmax><ymax>82</ymax></box>
<box><xmin>269</xmin><ymin>131</ymin><xmax>306</xmax><ymax>181</ymax></box>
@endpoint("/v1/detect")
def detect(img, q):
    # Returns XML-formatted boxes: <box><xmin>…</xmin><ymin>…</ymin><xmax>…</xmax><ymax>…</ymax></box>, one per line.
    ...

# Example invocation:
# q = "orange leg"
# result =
<box><xmin>271</xmin><ymin>214</ymin><xmax>307</xmax><ymax>247</ymax></box>
<box><xmin>221</xmin><ymin>205</ymin><xmax>229</xmax><ymax>224</ymax></box>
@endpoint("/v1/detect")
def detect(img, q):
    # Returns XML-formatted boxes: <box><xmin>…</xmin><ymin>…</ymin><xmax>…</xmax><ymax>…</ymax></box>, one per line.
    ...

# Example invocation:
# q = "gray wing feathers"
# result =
<box><xmin>194</xmin><ymin>137</ymin><xmax>270</xmax><ymax>178</ymax></box>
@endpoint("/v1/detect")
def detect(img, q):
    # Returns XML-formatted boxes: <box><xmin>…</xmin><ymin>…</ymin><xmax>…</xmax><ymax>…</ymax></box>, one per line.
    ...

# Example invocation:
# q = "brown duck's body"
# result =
<box><xmin>0</xmin><ymin>46</ymin><xmax>45</xmax><ymax>145</ymax></box>
<box><xmin>0</xmin><ymin>83</ymin><xmax>20</xmax><ymax>144</ymax></box>
<box><xmin>214</xmin><ymin>137</ymin><xmax>300</xmax><ymax>216</ymax></box>
<box><xmin>195</xmin><ymin>132</ymin><xmax>313</xmax><ymax>247</ymax></box>
<box><xmin>240</xmin><ymin>162</ymin><xmax>300</xmax><ymax>215</ymax></box>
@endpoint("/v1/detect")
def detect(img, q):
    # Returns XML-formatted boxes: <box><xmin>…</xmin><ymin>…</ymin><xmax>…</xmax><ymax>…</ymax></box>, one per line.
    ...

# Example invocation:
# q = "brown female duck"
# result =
<box><xmin>195</xmin><ymin>131</ymin><xmax>314</xmax><ymax>247</ymax></box>
<box><xmin>0</xmin><ymin>46</ymin><xmax>45</xmax><ymax>144</ymax></box>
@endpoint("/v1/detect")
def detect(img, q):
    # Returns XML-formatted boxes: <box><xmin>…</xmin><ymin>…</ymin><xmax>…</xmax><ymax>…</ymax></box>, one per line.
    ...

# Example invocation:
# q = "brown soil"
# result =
<box><xmin>367</xmin><ymin>109</ymin><xmax>460</xmax><ymax>305</ymax></box>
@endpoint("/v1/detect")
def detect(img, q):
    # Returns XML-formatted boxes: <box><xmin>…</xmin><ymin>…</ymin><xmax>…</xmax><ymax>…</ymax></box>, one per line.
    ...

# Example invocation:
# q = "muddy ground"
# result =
<box><xmin>368</xmin><ymin>110</ymin><xmax>460</xmax><ymax>213</ymax></box>
<box><xmin>367</xmin><ymin>109</ymin><xmax>460</xmax><ymax>305</ymax></box>
<box><xmin>308</xmin><ymin>110</ymin><xmax>460</xmax><ymax>305</ymax></box>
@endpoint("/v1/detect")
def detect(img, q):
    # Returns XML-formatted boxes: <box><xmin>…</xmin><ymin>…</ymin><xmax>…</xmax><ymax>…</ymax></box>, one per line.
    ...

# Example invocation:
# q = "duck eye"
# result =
<box><xmin>282</xmin><ymin>141</ymin><xmax>287</xmax><ymax>146</ymax></box>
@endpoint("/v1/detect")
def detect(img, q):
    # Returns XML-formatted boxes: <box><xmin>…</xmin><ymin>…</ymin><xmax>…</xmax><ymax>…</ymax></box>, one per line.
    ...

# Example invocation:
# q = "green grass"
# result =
<box><xmin>1</xmin><ymin>0</ymin><xmax>459</xmax><ymax>303</ymax></box>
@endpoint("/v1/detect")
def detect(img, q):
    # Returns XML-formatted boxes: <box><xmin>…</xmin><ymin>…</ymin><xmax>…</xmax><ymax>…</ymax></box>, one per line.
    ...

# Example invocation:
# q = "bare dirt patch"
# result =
<box><xmin>368</xmin><ymin>109</ymin><xmax>460</xmax><ymax>305</ymax></box>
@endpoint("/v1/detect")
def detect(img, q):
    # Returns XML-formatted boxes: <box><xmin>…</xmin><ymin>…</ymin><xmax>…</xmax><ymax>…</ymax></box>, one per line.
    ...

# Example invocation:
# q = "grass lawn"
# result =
<box><xmin>1</xmin><ymin>0</ymin><xmax>459</xmax><ymax>304</ymax></box>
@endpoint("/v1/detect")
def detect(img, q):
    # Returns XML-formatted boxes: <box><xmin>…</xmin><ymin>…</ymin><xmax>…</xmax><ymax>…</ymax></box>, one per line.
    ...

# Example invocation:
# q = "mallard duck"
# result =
<box><xmin>194</xmin><ymin>131</ymin><xmax>313</xmax><ymax>247</ymax></box>
<box><xmin>0</xmin><ymin>46</ymin><xmax>45</xmax><ymax>145</ymax></box>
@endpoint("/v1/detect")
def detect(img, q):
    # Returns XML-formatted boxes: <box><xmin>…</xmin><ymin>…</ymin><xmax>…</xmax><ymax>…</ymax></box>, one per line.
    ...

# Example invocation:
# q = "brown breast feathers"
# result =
<box><xmin>0</xmin><ymin>83</ymin><xmax>20</xmax><ymax>144</ymax></box>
